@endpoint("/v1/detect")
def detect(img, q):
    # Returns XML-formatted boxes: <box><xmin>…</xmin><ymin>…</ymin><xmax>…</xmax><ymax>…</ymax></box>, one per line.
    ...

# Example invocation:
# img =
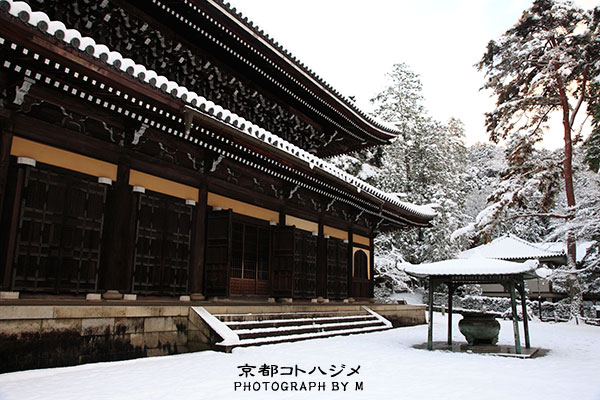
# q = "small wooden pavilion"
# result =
<box><xmin>405</xmin><ymin>259</ymin><xmax>548</xmax><ymax>355</ymax></box>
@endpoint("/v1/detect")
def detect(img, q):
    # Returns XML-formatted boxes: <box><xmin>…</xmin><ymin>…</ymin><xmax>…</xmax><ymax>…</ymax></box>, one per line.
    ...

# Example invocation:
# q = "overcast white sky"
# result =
<box><xmin>230</xmin><ymin>0</ymin><xmax>597</xmax><ymax>149</ymax></box>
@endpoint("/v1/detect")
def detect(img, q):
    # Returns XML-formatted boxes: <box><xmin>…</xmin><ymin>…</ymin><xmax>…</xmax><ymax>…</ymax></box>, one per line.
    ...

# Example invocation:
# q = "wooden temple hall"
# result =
<box><xmin>0</xmin><ymin>0</ymin><xmax>435</xmax><ymax>302</ymax></box>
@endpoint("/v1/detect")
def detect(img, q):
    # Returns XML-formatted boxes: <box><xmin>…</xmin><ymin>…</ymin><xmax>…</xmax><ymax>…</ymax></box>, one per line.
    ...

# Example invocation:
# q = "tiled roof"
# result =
<box><xmin>458</xmin><ymin>235</ymin><xmax>565</xmax><ymax>261</ymax></box>
<box><xmin>404</xmin><ymin>258</ymin><xmax>543</xmax><ymax>277</ymax></box>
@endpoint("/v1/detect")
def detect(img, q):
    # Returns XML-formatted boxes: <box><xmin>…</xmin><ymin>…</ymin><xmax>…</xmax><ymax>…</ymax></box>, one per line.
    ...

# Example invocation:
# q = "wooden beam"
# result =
<box><xmin>508</xmin><ymin>281</ymin><xmax>522</xmax><ymax>354</ymax></box>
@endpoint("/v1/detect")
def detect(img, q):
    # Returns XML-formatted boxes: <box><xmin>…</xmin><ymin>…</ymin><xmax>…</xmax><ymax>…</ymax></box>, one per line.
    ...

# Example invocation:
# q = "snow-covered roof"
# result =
<box><xmin>458</xmin><ymin>235</ymin><xmax>565</xmax><ymax>262</ymax></box>
<box><xmin>535</xmin><ymin>241</ymin><xmax>594</xmax><ymax>263</ymax></box>
<box><xmin>0</xmin><ymin>0</ymin><xmax>437</xmax><ymax>221</ymax></box>
<box><xmin>404</xmin><ymin>258</ymin><xmax>544</xmax><ymax>278</ymax></box>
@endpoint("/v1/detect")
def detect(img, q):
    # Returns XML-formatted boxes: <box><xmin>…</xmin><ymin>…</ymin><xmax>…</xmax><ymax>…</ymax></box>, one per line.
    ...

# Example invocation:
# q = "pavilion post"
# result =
<box><xmin>518</xmin><ymin>280</ymin><xmax>531</xmax><ymax>349</ymax></box>
<box><xmin>428</xmin><ymin>279</ymin><xmax>434</xmax><ymax>350</ymax></box>
<box><xmin>508</xmin><ymin>281</ymin><xmax>522</xmax><ymax>354</ymax></box>
<box><xmin>447</xmin><ymin>283</ymin><xmax>454</xmax><ymax>345</ymax></box>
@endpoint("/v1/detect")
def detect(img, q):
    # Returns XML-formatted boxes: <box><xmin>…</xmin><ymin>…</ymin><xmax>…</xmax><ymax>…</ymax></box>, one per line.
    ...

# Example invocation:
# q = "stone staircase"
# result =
<box><xmin>190</xmin><ymin>306</ymin><xmax>392</xmax><ymax>351</ymax></box>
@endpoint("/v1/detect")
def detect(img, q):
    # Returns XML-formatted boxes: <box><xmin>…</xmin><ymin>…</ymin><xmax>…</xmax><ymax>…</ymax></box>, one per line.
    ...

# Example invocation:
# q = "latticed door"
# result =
<box><xmin>229</xmin><ymin>222</ymin><xmax>271</xmax><ymax>295</ymax></box>
<box><xmin>12</xmin><ymin>164</ymin><xmax>107</xmax><ymax>294</ymax></box>
<box><xmin>271</xmin><ymin>226</ymin><xmax>294</xmax><ymax>297</ymax></box>
<box><xmin>326</xmin><ymin>238</ymin><xmax>348</xmax><ymax>299</ymax></box>
<box><xmin>205</xmin><ymin>210</ymin><xmax>231</xmax><ymax>296</ymax></box>
<box><xmin>132</xmin><ymin>190</ymin><xmax>193</xmax><ymax>296</ymax></box>
<box><xmin>293</xmin><ymin>230</ymin><xmax>317</xmax><ymax>299</ymax></box>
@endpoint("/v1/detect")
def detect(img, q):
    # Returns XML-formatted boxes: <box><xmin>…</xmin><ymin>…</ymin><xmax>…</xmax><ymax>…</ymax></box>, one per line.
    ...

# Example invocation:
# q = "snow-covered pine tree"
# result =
<box><xmin>369</xmin><ymin>64</ymin><xmax>469</xmax><ymax>264</ymax></box>
<box><xmin>477</xmin><ymin>0</ymin><xmax>600</xmax><ymax>318</ymax></box>
<box><xmin>472</xmin><ymin>133</ymin><xmax>563</xmax><ymax>243</ymax></box>
<box><xmin>462</xmin><ymin>143</ymin><xmax>506</xmax><ymax>224</ymax></box>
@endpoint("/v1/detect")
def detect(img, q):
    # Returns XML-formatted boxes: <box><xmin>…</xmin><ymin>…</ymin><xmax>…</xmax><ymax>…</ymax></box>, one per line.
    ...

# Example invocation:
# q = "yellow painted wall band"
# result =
<box><xmin>208</xmin><ymin>192</ymin><xmax>278</xmax><ymax>222</ymax></box>
<box><xmin>353</xmin><ymin>234</ymin><xmax>371</xmax><ymax>247</ymax></box>
<box><xmin>130</xmin><ymin>170</ymin><xmax>199</xmax><ymax>201</ymax></box>
<box><xmin>10</xmin><ymin>136</ymin><xmax>117</xmax><ymax>180</ymax></box>
<box><xmin>285</xmin><ymin>215</ymin><xmax>318</xmax><ymax>233</ymax></box>
<box><xmin>324</xmin><ymin>225</ymin><xmax>348</xmax><ymax>241</ymax></box>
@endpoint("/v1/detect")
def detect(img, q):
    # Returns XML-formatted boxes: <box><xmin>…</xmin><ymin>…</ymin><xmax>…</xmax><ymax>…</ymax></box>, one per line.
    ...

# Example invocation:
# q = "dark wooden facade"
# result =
<box><xmin>0</xmin><ymin>0</ymin><xmax>434</xmax><ymax>300</ymax></box>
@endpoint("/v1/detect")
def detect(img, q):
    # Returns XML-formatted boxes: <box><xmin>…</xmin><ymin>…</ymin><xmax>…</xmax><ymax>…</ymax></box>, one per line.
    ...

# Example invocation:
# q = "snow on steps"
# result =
<box><xmin>190</xmin><ymin>306</ymin><xmax>392</xmax><ymax>351</ymax></box>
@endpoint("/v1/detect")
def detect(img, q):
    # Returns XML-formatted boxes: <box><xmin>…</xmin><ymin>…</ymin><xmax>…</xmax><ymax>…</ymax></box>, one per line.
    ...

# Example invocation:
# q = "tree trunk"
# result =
<box><xmin>552</xmin><ymin>59</ymin><xmax>583</xmax><ymax>319</ymax></box>
<box><xmin>560</xmin><ymin>88</ymin><xmax>582</xmax><ymax>319</ymax></box>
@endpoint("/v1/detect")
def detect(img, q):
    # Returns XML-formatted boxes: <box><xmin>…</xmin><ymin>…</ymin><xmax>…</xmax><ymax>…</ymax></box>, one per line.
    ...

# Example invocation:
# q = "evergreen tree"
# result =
<box><xmin>369</xmin><ymin>64</ymin><xmax>469</xmax><ymax>264</ymax></box>
<box><xmin>462</xmin><ymin>143</ymin><xmax>506</xmax><ymax>222</ymax></box>
<box><xmin>472</xmin><ymin>133</ymin><xmax>562</xmax><ymax>242</ymax></box>
<box><xmin>477</xmin><ymin>0</ymin><xmax>600</xmax><ymax>318</ymax></box>
<box><xmin>583</xmin><ymin>92</ymin><xmax>600</xmax><ymax>172</ymax></box>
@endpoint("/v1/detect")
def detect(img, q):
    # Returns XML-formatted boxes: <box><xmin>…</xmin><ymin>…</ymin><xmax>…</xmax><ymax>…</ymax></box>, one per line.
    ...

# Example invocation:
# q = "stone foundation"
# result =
<box><xmin>0</xmin><ymin>303</ymin><xmax>426</xmax><ymax>373</ymax></box>
<box><xmin>0</xmin><ymin>305</ymin><xmax>190</xmax><ymax>373</ymax></box>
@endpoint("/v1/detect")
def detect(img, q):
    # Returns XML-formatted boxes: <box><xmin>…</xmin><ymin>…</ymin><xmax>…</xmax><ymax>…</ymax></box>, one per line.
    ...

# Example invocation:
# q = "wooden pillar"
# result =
<box><xmin>2</xmin><ymin>164</ymin><xmax>24</xmax><ymax>290</ymax></box>
<box><xmin>369</xmin><ymin>233</ymin><xmax>375</xmax><ymax>299</ymax></box>
<box><xmin>99</xmin><ymin>159</ymin><xmax>135</xmax><ymax>294</ymax></box>
<box><xmin>316</xmin><ymin>220</ymin><xmax>326</xmax><ymax>298</ymax></box>
<box><xmin>188</xmin><ymin>181</ymin><xmax>207</xmax><ymax>298</ymax></box>
<box><xmin>508</xmin><ymin>280</ymin><xmax>522</xmax><ymax>354</ymax></box>
<box><xmin>428</xmin><ymin>279</ymin><xmax>434</xmax><ymax>350</ymax></box>
<box><xmin>518</xmin><ymin>280</ymin><xmax>531</xmax><ymax>349</ymax></box>
<box><xmin>347</xmin><ymin>226</ymin><xmax>354</xmax><ymax>299</ymax></box>
<box><xmin>0</xmin><ymin>130</ymin><xmax>15</xmax><ymax>289</ymax></box>
<box><xmin>447</xmin><ymin>283</ymin><xmax>455</xmax><ymax>345</ymax></box>
<box><xmin>0</xmin><ymin>131</ymin><xmax>13</xmax><ymax>224</ymax></box>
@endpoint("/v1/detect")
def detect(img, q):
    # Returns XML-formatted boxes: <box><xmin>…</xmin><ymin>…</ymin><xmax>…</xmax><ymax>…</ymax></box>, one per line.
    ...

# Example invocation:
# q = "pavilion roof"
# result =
<box><xmin>458</xmin><ymin>235</ymin><xmax>566</xmax><ymax>263</ymax></box>
<box><xmin>403</xmin><ymin>258</ymin><xmax>548</xmax><ymax>280</ymax></box>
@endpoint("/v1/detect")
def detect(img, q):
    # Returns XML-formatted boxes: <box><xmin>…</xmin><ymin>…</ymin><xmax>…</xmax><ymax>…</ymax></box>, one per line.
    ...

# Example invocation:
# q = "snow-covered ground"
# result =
<box><xmin>1</xmin><ymin>315</ymin><xmax>599</xmax><ymax>400</ymax></box>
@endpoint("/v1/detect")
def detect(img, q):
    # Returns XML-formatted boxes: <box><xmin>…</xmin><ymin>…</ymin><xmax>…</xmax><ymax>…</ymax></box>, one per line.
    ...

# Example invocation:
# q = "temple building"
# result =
<box><xmin>0</xmin><ymin>0</ymin><xmax>435</xmax><ymax>303</ymax></box>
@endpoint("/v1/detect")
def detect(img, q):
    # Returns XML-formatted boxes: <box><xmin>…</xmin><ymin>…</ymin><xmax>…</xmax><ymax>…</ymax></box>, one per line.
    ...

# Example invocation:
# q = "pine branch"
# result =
<box><xmin>500</xmin><ymin>212</ymin><xmax>574</xmax><ymax>222</ymax></box>
<box><xmin>550</xmin><ymin>257</ymin><xmax>600</xmax><ymax>276</ymax></box>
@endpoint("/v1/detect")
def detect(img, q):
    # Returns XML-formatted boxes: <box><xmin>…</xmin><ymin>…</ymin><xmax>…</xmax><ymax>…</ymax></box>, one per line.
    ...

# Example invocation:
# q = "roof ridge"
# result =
<box><xmin>508</xmin><ymin>235</ymin><xmax>563</xmax><ymax>254</ymax></box>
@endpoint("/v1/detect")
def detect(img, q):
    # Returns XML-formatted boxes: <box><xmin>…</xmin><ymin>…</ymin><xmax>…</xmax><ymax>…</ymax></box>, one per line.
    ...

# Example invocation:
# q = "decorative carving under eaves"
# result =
<box><xmin>226</xmin><ymin>167</ymin><xmax>239</xmax><ymax>184</ymax></box>
<box><xmin>252</xmin><ymin>178</ymin><xmax>264</xmax><ymax>194</ymax></box>
<box><xmin>186</xmin><ymin>152</ymin><xmax>204</xmax><ymax>172</ymax></box>
<box><xmin>270</xmin><ymin>184</ymin><xmax>284</xmax><ymax>200</ymax></box>
<box><xmin>13</xmin><ymin>78</ymin><xmax>35</xmax><ymax>106</ymax></box>
<box><xmin>157</xmin><ymin>142</ymin><xmax>178</xmax><ymax>164</ymax></box>
<box><xmin>25</xmin><ymin>0</ymin><xmax>334</xmax><ymax>154</ymax></box>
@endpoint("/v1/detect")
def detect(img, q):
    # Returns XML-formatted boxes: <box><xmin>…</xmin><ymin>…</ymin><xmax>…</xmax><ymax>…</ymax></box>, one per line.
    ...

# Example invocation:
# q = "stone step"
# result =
<box><xmin>235</xmin><ymin>319</ymin><xmax>385</xmax><ymax>340</ymax></box>
<box><xmin>214</xmin><ymin>310</ymin><xmax>368</xmax><ymax>322</ymax></box>
<box><xmin>224</xmin><ymin>324</ymin><xmax>391</xmax><ymax>348</ymax></box>
<box><xmin>224</xmin><ymin>314</ymin><xmax>377</xmax><ymax>330</ymax></box>
<box><xmin>191</xmin><ymin>305</ymin><xmax>393</xmax><ymax>351</ymax></box>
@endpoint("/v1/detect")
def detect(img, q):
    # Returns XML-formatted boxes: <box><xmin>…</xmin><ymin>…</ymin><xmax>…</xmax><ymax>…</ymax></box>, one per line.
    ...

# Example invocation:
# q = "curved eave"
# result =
<box><xmin>167</xmin><ymin>0</ymin><xmax>399</xmax><ymax>145</ymax></box>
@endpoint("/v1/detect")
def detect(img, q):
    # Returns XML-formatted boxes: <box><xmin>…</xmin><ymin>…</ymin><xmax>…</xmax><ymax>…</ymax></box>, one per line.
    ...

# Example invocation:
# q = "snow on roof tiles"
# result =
<box><xmin>1</xmin><ymin>0</ymin><xmax>437</xmax><ymax>220</ymax></box>
<box><xmin>404</xmin><ymin>258</ymin><xmax>541</xmax><ymax>278</ymax></box>
<box><xmin>535</xmin><ymin>241</ymin><xmax>594</xmax><ymax>263</ymax></box>
<box><xmin>458</xmin><ymin>235</ymin><xmax>565</xmax><ymax>261</ymax></box>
